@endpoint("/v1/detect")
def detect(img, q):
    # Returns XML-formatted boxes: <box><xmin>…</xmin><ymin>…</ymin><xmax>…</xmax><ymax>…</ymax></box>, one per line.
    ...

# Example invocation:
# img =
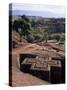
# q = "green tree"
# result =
<box><xmin>13</xmin><ymin>15</ymin><xmax>32</xmax><ymax>42</ymax></box>
<box><xmin>43</xmin><ymin>29</ymin><xmax>48</xmax><ymax>43</ymax></box>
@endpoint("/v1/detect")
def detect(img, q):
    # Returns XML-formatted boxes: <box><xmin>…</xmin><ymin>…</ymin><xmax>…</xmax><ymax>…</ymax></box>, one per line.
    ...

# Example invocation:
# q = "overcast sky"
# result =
<box><xmin>9</xmin><ymin>3</ymin><xmax>65</xmax><ymax>18</ymax></box>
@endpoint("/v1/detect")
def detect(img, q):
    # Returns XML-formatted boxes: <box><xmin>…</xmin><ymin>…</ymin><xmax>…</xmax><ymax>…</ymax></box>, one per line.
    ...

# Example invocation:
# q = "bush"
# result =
<box><xmin>26</xmin><ymin>34</ymin><xmax>35</xmax><ymax>43</ymax></box>
<box><xmin>54</xmin><ymin>35</ymin><xmax>60</xmax><ymax>41</ymax></box>
<box><xmin>48</xmin><ymin>35</ymin><xmax>53</xmax><ymax>40</ymax></box>
<box><xmin>60</xmin><ymin>35</ymin><xmax>65</xmax><ymax>41</ymax></box>
<box><xmin>48</xmin><ymin>34</ymin><xmax>61</xmax><ymax>41</ymax></box>
<box><xmin>34</xmin><ymin>35</ymin><xmax>41</xmax><ymax>40</ymax></box>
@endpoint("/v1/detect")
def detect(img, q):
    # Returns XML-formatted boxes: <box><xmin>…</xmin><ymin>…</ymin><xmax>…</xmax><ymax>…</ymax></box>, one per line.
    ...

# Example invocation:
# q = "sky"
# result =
<box><xmin>9</xmin><ymin>3</ymin><xmax>65</xmax><ymax>18</ymax></box>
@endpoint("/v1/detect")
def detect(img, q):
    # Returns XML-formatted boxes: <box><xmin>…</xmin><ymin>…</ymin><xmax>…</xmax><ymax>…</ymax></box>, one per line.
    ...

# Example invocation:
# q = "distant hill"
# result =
<box><xmin>9</xmin><ymin>10</ymin><xmax>65</xmax><ymax>18</ymax></box>
<box><xmin>9</xmin><ymin>15</ymin><xmax>65</xmax><ymax>43</ymax></box>
<box><xmin>10</xmin><ymin>15</ymin><xmax>65</xmax><ymax>34</ymax></box>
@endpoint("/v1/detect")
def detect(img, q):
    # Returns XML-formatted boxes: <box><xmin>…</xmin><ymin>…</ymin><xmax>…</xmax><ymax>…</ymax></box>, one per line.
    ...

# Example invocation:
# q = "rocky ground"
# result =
<box><xmin>10</xmin><ymin>41</ymin><xmax>64</xmax><ymax>86</ymax></box>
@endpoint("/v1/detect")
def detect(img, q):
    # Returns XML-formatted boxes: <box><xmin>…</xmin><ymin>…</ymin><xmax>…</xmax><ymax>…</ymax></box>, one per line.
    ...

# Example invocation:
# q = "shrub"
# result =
<box><xmin>54</xmin><ymin>35</ymin><xmax>60</xmax><ymax>41</ymax></box>
<box><xmin>60</xmin><ymin>35</ymin><xmax>65</xmax><ymax>41</ymax></box>
<box><xmin>48</xmin><ymin>35</ymin><xmax>53</xmax><ymax>40</ymax></box>
<box><xmin>26</xmin><ymin>34</ymin><xmax>35</xmax><ymax>43</ymax></box>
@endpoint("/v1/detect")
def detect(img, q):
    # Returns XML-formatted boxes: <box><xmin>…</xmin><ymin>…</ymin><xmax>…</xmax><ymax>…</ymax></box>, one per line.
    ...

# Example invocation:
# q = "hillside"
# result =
<box><xmin>10</xmin><ymin>15</ymin><xmax>65</xmax><ymax>44</ymax></box>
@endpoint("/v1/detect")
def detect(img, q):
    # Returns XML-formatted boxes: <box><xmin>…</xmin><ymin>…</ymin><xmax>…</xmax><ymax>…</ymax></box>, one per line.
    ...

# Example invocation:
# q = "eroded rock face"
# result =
<box><xmin>19</xmin><ymin>53</ymin><xmax>65</xmax><ymax>84</ymax></box>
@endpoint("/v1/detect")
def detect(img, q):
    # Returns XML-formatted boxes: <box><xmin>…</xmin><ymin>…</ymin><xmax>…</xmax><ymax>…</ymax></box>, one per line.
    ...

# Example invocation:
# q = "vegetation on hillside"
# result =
<box><xmin>12</xmin><ymin>15</ymin><xmax>65</xmax><ymax>43</ymax></box>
